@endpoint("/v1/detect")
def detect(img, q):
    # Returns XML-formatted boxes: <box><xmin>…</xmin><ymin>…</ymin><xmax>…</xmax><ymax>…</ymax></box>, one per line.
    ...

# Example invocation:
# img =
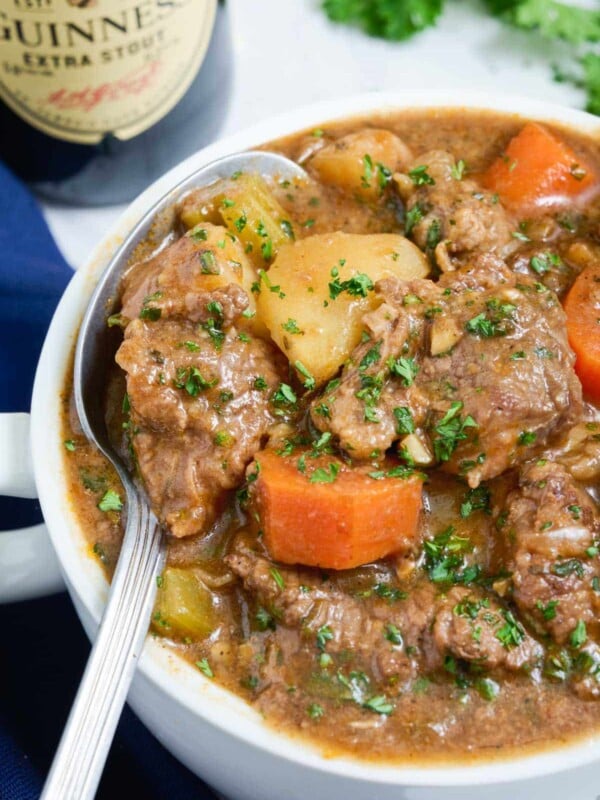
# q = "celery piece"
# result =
<box><xmin>215</xmin><ymin>174</ymin><xmax>295</xmax><ymax>262</ymax></box>
<box><xmin>153</xmin><ymin>567</ymin><xmax>216</xmax><ymax>640</ymax></box>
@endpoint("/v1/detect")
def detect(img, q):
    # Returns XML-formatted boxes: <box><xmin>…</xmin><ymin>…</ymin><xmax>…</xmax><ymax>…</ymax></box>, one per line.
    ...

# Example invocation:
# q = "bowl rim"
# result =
<box><xmin>31</xmin><ymin>89</ymin><xmax>600</xmax><ymax>788</ymax></box>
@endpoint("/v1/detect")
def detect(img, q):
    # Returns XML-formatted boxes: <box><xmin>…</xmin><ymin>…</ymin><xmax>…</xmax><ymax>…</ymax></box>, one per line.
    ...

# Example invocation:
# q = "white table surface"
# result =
<box><xmin>41</xmin><ymin>0</ymin><xmax>587</xmax><ymax>268</ymax></box>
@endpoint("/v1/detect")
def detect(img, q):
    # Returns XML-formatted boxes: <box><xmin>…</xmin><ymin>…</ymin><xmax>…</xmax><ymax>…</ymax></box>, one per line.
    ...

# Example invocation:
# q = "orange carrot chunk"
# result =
<box><xmin>564</xmin><ymin>263</ymin><xmax>600</xmax><ymax>404</ymax></box>
<box><xmin>482</xmin><ymin>122</ymin><xmax>598</xmax><ymax>212</ymax></box>
<box><xmin>253</xmin><ymin>450</ymin><xmax>423</xmax><ymax>571</ymax></box>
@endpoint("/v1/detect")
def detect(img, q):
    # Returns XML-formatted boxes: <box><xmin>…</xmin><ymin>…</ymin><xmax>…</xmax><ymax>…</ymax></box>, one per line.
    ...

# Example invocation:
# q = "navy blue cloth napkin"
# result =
<box><xmin>0</xmin><ymin>161</ymin><xmax>219</xmax><ymax>799</ymax></box>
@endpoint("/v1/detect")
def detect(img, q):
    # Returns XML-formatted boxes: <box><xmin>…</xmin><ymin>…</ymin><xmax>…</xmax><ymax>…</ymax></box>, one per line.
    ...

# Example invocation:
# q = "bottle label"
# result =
<box><xmin>0</xmin><ymin>0</ymin><xmax>217</xmax><ymax>144</ymax></box>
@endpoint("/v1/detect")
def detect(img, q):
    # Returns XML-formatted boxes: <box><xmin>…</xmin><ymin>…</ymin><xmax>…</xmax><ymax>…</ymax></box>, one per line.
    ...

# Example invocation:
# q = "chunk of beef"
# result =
<box><xmin>116</xmin><ymin>280</ymin><xmax>282</xmax><ymax>538</ymax></box>
<box><xmin>399</xmin><ymin>150</ymin><xmax>516</xmax><ymax>266</ymax></box>
<box><xmin>502</xmin><ymin>460</ymin><xmax>600</xmax><ymax>645</ymax></box>
<box><xmin>119</xmin><ymin>223</ymin><xmax>251</xmax><ymax>323</ymax></box>
<box><xmin>226</xmin><ymin>540</ymin><xmax>418</xmax><ymax>683</ymax></box>
<box><xmin>431</xmin><ymin>586</ymin><xmax>542</xmax><ymax>672</ymax></box>
<box><xmin>227</xmin><ymin>539</ymin><xmax>543</xmax><ymax>686</ymax></box>
<box><xmin>311</xmin><ymin>260</ymin><xmax>582</xmax><ymax>486</ymax></box>
<box><xmin>546</xmin><ymin>420</ymin><xmax>600</xmax><ymax>483</ymax></box>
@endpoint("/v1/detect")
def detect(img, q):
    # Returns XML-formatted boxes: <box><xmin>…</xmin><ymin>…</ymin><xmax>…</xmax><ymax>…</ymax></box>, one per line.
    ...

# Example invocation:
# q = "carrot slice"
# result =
<box><xmin>482</xmin><ymin>122</ymin><xmax>598</xmax><ymax>212</ymax></box>
<box><xmin>564</xmin><ymin>263</ymin><xmax>600</xmax><ymax>403</ymax></box>
<box><xmin>252</xmin><ymin>450</ymin><xmax>423</xmax><ymax>570</ymax></box>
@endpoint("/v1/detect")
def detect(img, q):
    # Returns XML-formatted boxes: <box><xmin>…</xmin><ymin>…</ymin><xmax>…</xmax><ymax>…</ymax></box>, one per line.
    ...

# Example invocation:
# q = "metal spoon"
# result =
<box><xmin>41</xmin><ymin>151</ymin><xmax>309</xmax><ymax>800</ymax></box>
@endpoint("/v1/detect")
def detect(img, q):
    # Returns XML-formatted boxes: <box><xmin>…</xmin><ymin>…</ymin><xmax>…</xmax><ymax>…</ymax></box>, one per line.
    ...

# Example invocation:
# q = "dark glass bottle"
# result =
<box><xmin>0</xmin><ymin>1</ymin><xmax>232</xmax><ymax>205</ymax></box>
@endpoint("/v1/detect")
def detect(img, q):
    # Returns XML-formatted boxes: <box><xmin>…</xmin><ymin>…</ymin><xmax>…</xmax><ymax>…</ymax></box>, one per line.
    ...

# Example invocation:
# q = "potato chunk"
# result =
<box><xmin>153</xmin><ymin>567</ymin><xmax>216</xmax><ymax>640</ymax></box>
<box><xmin>310</xmin><ymin>129</ymin><xmax>412</xmax><ymax>200</ymax></box>
<box><xmin>256</xmin><ymin>232</ymin><xmax>429</xmax><ymax>385</ymax></box>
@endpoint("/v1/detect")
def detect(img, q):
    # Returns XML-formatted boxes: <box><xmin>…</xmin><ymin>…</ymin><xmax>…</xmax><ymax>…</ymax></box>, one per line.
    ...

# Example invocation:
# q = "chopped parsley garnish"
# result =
<box><xmin>570</xmin><ymin>620</ymin><xmax>587</xmax><ymax>649</ymax></box>
<box><xmin>97</xmin><ymin>489</ymin><xmax>123</xmax><ymax>513</ymax></box>
<box><xmin>271</xmin><ymin>383</ymin><xmax>297</xmax><ymax>407</ymax></box>
<box><xmin>196</xmin><ymin>658</ymin><xmax>214</xmax><ymax>678</ymax></box>
<box><xmin>188</xmin><ymin>226</ymin><xmax>208</xmax><ymax>241</ymax></box>
<box><xmin>63</xmin><ymin>439</ymin><xmax>76</xmax><ymax>452</ymax></box>
<box><xmin>307</xmin><ymin>703</ymin><xmax>324</xmax><ymax>719</ymax></box>
<box><xmin>329</xmin><ymin>271</ymin><xmax>374</xmax><ymax>300</ymax></box>
<box><xmin>256</xmin><ymin>606</ymin><xmax>276</xmax><ymax>631</ymax></box>
<box><xmin>476</xmin><ymin>677</ymin><xmax>500</xmax><ymax>702</ymax></box>
<box><xmin>295</xmin><ymin>360</ymin><xmax>316</xmax><ymax>390</ymax></box>
<box><xmin>431</xmin><ymin>401</ymin><xmax>477</xmax><ymax>462</ymax></box>
<box><xmin>426</xmin><ymin>219</ymin><xmax>442</xmax><ymax>250</ymax></box>
<box><xmin>282</xmin><ymin>318</ymin><xmax>303</xmax><ymax>335</ymax></box>
<box><xmin>408</xmin><ymin>164</ymin><xmax>435</xmax><ymax>186</ymax></box>
<box><xmin>460</xmin><ymin>484</ymin><xmax>491</xmax><ymax>518</ymax></box>
<box><xmin>384</xmin><ymin>623</ymin><xmax>403</xmax><ymax>645</ymax></box>
<box><xmin>495</xmin><ymin>610</ymin><xmax>525</xmax><ymax>649</ymax></box>
<box><xmin>423</xmin><ymin>525</ymin><xmax>478</xmax><ymax>585</ymax></box>
<box><xmin>316</xmin><ymin>624</ymin><xmax>334</xmax><ymax>651</ymax></box>
<box><xmin>552</xmin><ymin>559</ymin><xmax>584</xmax><ymax>578</ymax></box>
<box><xmin>536</xmin><ymin>599</ymin><xmax>559</xmax><ymax>621</ymax></box>
<box><xmin>359</xmin><ymin>342</ymin><xmax>382</xmax><ymax>370</ymax></box>
<box><xmin>139</xmin><ymin>306</ymin><xmax>161</xmax><ymax>321</ymax></box>
<box><xmin>310</xmin><ymin>463</ymin><xmax>340</xmax><ymax>484</ymax></box>
<box><xmin>530</xmin><ymin>251</ymin><xmax>562</xmax><ymax>276</ymax></box>
<box><xmin>393</xmin><ymin>406</ymin><xmax>415</xmax><ymax>435</ymax></box>
<box><xmin>270</xmin><ymin>567</ymin><xmax>285</xmax><ymax>590</ymax></box>
<box><xmin>465</xmin><ymin>299</ymin><xmax>515</xmax><ymax>338</ymax></box>
<box><xmin>451</xmin><ymin>159</ymin><xmax>466</xmax><ymax>180</ymax></box>
<box><xmin>517</xmin><ymin>430</ymin><xmax>537</xmax><ymax>446</ymax></box>
<box><xmin>174</xmin><ymin>366</ymin><xmax>217</xmax><ymax>396</ymax></box>
<box><xmin>363</xmin><ymin>695</ymin><xmax>394</xmax><ymax>715</ymax></box>
<box><xmin>387</xmin><ymin>355</ymin><xmax>418</xmax><ymax>386</ymax></box>
<box><xmin>405</xmin><ymin>202</ymin><xmax>426</xmax><ymax>235</ymax></box>
<box><xmin>374</xmin><ymin>583</ymin><xmax>407</xmax><ymax>602</ymax></box>
<box><xmin>254</xmin><ymin>376</ymin><xmax>268</xmax><ymax>391</ymax></box>
<box><xmin>234</xmin><ymin>213</ymin><xmax>247</xmax><ymax>232</ymax></box>
<box><xmin>200</xmin><ymin>250</ymin><xmax>219</xmax><ymax>275</ymax></box>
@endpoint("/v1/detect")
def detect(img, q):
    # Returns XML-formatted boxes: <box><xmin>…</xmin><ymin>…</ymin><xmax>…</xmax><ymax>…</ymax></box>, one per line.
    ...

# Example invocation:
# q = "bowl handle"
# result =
<box><xmin>0</xmin><ymin>412</ymin><xmax>64</xmax><ymax>602</ymax></box>
<box><xmin>0</xmin><ymin>412</ymin><xmax>38</xmax><ymax>498</ymax></box>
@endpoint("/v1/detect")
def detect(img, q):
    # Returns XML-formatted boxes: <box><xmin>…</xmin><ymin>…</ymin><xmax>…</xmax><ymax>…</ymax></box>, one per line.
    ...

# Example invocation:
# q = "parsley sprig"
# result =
<box><xmin>322</xmin><ymin>0</ymin><xmax>600</xmax><ymax>117</ymax></box>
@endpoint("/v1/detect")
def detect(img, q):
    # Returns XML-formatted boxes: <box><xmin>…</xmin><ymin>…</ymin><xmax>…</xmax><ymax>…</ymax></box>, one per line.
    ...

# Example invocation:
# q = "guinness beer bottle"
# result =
<box><xmin>0</xmin><ymin>0</ymin><xmax>232</xmax><ymax>204</ymax></box>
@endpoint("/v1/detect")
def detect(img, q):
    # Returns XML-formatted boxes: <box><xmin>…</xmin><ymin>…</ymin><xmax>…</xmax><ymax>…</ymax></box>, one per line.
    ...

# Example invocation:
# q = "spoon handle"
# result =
<box><xmin>41</xmin><ymin>493</ymin><xmax>165</xmax><ymax>800</ymax></box>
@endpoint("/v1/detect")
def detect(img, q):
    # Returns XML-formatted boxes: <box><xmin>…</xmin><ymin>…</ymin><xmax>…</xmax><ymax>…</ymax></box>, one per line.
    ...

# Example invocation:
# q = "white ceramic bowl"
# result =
<box><xmin>26</xmin><ymin>92</ymin><xmax>600</xmax><ymax>799</ymax></box>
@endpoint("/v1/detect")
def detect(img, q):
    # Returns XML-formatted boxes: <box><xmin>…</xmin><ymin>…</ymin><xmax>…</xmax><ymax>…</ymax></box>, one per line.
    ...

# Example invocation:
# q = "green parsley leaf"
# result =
<box><xmin>307</xmin><ymin>703</ymin><xmax>324</xmax><ymax>719</ymax></box>
<box><xmin>384</xmin><ymin>623</ymin><xmax>403</xmax><ymax>645</ymax></box>
<box><xmin>408</xmin><ymin>164</ymin><xmax>435</xmax><ymax>186</ymax></box>
<box><xmin>393</xmin><ymin>406</ymin><xmax>415</xmax><ymax>435</ymax></box>
<box><xmin>387</xmin><ymin>355</ymin><xmax>419</xmax><ymax>386</ymax></box>
<box><xmin>282</xmin><ymin>318</ymin><xmax>303</xmax><ymax>335</ymax></box>
<box><xmin>460</xmin><ymin>484</ymin><xmax>491</xmax><ymax>518</ymax></box>
<box><xmin>295</xmin><ymin>360</ymin><xmax>316</xmax><ymax>390</ymax></box>
<box><xmin>271</xmin><ymin>383</ymin><xmax>297</xmax><ymax>407</ymax></box>
<box><xmin>517</xmin><ymin>430</ymin><xmax>537</xmax><ymax>446</ymax></box>
<box><xmin>322</xmin><ymin>0</ymin><xmax>443</xmax><ymax>42</ymax></box>
<box><xmin>431</xmin><ymin>401</ymin><xmax>478</xmax><ymax>462</ymax></box>
<box><xmin>570</xmin><ymin>619</ymin><xmax>587</xmax><ymax>648</ymax></box>
<box><xmin>488</xmin><ymin>0</ymin><xmax>600</xmax><ymax>45</ymax></box>
<box><xmin>316</xmin><ymin>624</ymin><xmax>334</xmax><ymax>651</ymax></box>
<box><xmin>476</xmin><ymin>677</ymin><xmax>500</xmax><ymax>701</ymax></box>
<box><xmin>270</xmin><ymin>567</ymin><xmax>285</xmax><ymax>590</ymax></box>
<box><xmin>196</xmin><ymin>658</ymin><xmax>214</xmax><ymax>678</ymax></box>
<box><xmin>405</xmin><ymin>201</ymin><xmax>426</xmax><ymax>235</ymax></box>
<box><xmin>495</xmin><ymin>610</ymin><xmax>525</xmax><ymax>649</ymax></box>
<box><xmin>536</xmin><ymin>599</ymin><xmax>559</xmax><ymax>621</ymax></box>
<box><xmin>310</xmin><ymin>463</ymin><xmax>340</xmax><ymax>484</ymax></box>
<box><xmin>98</xmin><ymin>489</ymin><xmax>123</xmax><ymax>513</ymax></box>
<box><xmin>363</xmin><ymin>694</ymin><xmax>394</xmax><ymax>715</ymax></box>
